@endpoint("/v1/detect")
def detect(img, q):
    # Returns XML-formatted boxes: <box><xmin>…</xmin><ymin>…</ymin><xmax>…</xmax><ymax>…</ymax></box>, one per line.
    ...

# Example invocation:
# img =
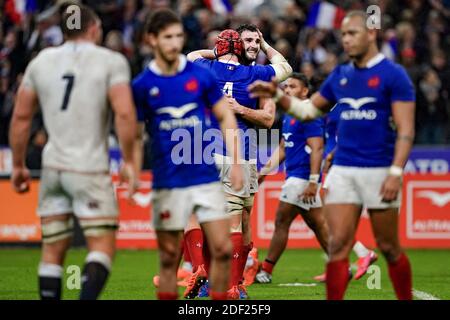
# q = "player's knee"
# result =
<box><xmin>376</xmin><ymin>240</ymin><xmax>400</xmax><ymax>262</ymax></box>
<box><xmin>328</xmin><ymin>235</ymin><xmax>352</xmax><ymax>256</ymax></box>
<box><xmin>41</xmin><ymin>217</ymin><xmax>74</xmax><ymax>245</ymax></box>
<box><xmin>159</xmin><ymin>248</ymin><xmax>179</xmax><ymax>269</ymax></box>
<box><xmin>79</xmin><ymin>219</ymin><xmax>118</xmax><ymax>238</ymax></box>
<box><xmin>211</xmin><ymin>240</ymin><xmax>232</xmax><ymax>262</ymax></box>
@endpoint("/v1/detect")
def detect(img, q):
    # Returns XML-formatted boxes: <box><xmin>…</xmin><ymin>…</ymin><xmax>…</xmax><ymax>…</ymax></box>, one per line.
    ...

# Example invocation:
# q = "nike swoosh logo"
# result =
<box><xmin>338</xmin><ymin>97</ymin><xmax>377</xmax><ymax>109</ymax></box>
<box><xmin>416</xmin><ymin>190</ymin><xmax>450</xmax><ymax>207</ymax></box>
<box><xmin>156</xmin><ymin>103</ymin><xmax>198</xmax><ymax>118</ymax></box>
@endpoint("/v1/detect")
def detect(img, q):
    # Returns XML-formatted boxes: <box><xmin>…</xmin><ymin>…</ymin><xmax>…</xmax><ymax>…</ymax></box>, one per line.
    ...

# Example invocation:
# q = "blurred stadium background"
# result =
<box><xmin>0</xmin><ymin>0</ymin><xmax>449</xmax><ymax>300</ymax></box>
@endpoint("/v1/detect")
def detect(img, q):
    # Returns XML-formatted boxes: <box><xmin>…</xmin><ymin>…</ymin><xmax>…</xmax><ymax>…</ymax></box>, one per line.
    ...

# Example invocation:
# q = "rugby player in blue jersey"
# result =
<box><xmin>254</xmin><ymin>73</ymin><xmax>328</xmax><ymax>284</ymax></box>
<box><xmin>131</xmin><ymin>9</ymin><xmax>243</xmax><ymax>300</ymax></box>
<box><xmin>249</xmin><ymin>10</ymin><xmax>415</xmax><ymax>300</ymax></box>
<box><xmin>186</xmin><ymin>28</ymin><xmax>292</xmax><ymax>299</ymax></box>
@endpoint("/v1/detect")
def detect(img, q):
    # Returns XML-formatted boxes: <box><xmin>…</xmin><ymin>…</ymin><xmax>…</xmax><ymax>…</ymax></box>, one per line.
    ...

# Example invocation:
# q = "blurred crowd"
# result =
<box><xmin>1</xmin><ymin>0</ymin><xmax>449</xmax><ymax>169</ymax></box>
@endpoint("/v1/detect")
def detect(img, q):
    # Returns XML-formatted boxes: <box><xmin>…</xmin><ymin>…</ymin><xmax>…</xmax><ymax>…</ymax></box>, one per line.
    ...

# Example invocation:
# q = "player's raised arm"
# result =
<box><xmin>248</xmin><ymin>77</ymin><xmax>331</xmax><ymax>121</ymax></box>
<box><xmin>9</xmin><ymin>83</ymin><xmax>38</xmax><ymax>193</ymax></box>
<box><xmin>212</xmin><ymin>97</ymin><xmax>244</xmax><ymax>191</ymax></box>
<box><xmin>257</xmin><ymin>29</ymin><xmax>292</xmax><ymax>82</ymax></box>
<box><xmin>258</xmin><ymin>139</ymin><xmax>286</xmax><ymax>184</ymax></box>
<box><xmin>186</xmin><ymin>49</ymin><xmax>216</xmax><ymax>62</ymax></box>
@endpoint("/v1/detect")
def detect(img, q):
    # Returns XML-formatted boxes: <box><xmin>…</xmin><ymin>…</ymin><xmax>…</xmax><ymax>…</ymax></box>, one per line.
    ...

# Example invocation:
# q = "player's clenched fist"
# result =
<box><xmin>248</xmin><ymin>77</ymin><xmax>279</xmax><ymax>99</ymax></box>
<box><xmin>120</xmin><ymin>162</ymin><xmax>138</xmax><ymax>200</ymax></box>
<box><xmin>11</xmin><ymin>166</ymin><xmax>31</xmax><ymax>193</ymax></box>
<box><xmin>380</xmin><ymin>175</ymin><xmax>402</xmax><ymax>203</ymax></box>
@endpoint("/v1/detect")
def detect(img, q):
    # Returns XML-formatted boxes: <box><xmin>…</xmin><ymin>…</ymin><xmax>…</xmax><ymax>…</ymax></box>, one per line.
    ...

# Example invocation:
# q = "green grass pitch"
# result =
<box><xmin>0</xmin><ymin>248</ymin><xmax>449</xmax><ymax>300</ymax></box>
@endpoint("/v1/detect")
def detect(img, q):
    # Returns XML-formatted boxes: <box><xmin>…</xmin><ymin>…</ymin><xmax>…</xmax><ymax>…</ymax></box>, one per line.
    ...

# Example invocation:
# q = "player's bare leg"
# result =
<box><xmin>257</xmin><ymin>201</ymin><xmax>298</xmax><ymax>284</ymax></box>
<box><xmin>39</xmin><ymin>214</ymin><xmax>72</xmax><ymax>300</ymax></box>
<box><xmin>79</xmin><ymin>217</ymin><xmax>118</xmax><ymax>300</ymax></box>
<box><xmin>324</xmin><ymin>204</ymin><xmax>361</xmax><ymax>300</ymax></box>
<box><xmin>301</xmin><ymin>207</ymin><xmax>329</xmax><ymax>252</ymax></box>
<box><xmin>201</xmin><ymin>218</ymin><xmax>232</xmax><ymax>300</ymax></box>
<box><xmin>156</xmin><ymin>230</ymin><xmax>183</xmax><ymax>299</ymax></box>
<box><xmin>369</xmin><ymin>208</ymin><xmax>412</xmax><ymax>300</ymax></box>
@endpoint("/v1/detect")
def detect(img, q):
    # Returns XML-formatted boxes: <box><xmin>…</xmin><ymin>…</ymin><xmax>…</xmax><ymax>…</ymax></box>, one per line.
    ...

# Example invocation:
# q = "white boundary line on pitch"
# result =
<box><xmin>413</xmin><ymin>289</ymin><xmax>440</xmax><ymax>300</ymax></box>
<box><xmin>278</xmin><ymin>283</ymin><xmax>318</xmax><ymax>287</ymax></box>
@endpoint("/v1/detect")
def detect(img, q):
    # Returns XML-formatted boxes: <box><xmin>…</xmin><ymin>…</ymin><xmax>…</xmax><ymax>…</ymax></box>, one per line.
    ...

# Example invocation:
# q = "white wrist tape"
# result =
<box><xmin>286</xmin><ymin>97</ymin><xmax>323</xmax><ymax>120</ymax></box>
<box><xmin>388</xmin><ymin>165</ymin><xmax>403</xmax><ymax>177</ymax></box>
<box><xmin>270</xmin><ymin>53</ymin><xmax>293</xmax><ymax>82</ymax></box>
<box><xmin>309</xmin><ymin>174</ymin><xmax>320</xmax><ymax>184</ymax></box>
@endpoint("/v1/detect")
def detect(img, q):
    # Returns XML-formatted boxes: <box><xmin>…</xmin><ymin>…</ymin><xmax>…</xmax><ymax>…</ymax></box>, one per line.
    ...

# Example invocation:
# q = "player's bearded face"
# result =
<box><xmin>240</xmin><ymin>30</ymin><xmax>261</xmax><ymax>62</ymax></box>
<box><xmin>341</xmin><ymin>17</ymin><xmax>370</xmax><ymax>60</ymax></box>
<box><xmin>151</xmin><ymin>24</ymin><xmax>185</xmax><ymax>64</ymax></box>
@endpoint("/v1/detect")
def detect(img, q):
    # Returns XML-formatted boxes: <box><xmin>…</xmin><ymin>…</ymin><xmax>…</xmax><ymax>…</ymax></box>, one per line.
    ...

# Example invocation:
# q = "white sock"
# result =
<box><xmin>353</xmin><ymin>241</ymin><xmax>370</xmax><ymax>258</ymax></box>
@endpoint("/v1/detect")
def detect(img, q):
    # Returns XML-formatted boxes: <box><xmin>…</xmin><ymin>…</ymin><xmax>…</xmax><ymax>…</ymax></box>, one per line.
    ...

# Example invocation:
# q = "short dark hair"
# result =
<box><xmin>290</xmin><ymin>73</ymin><xmax>310</xmax><ymax>89</ymax></box>
<box><xmin>145</xmin><ymin>9</ymin><xmax>181</xmax><ymax>35</ymax></box>
<box><xmin>61</xmin><ymin>4</ymin><xmax>99</xmax><ymax>39</ymax></box>
<box><xmin>236</xmin><ymin>23</ymin><xmax>258</xmax><ymax>35</ymax></box>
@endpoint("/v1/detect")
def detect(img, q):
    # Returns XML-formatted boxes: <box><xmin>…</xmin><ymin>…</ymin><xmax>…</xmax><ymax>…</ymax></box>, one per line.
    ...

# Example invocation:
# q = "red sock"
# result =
<box><xmin>230</xmin><ymin>232</ymin><xmax>243</xmax><ymax>287</ymax></box>
<box><xmin>182</xmin><ymin>237</ymin><xmax>191</xmax><ymax>264</ymax></box>
<box><xmin>388</xmin><ymin>253</ymin><xmax>412</xmax><ymax>300</ymax></box>
<box><xmin>262</xmin><ymin>259</ymin><xmax>275</xmax><ymax>274</ymax></box>
<box><xmin>326</xmin><ymin>259</ymin><xmax>350</xmax><ymax>300</ymax></box>
<box><xmin>157</xmin><ymin>292</ymin><xmax>178</xmax><ymax>300</ymax></box>
<box><xmin>211</xmin><ymin>291</ymin><xmax>228</xmax><ymax>300</ymax></box>
<box><xmin>184</xmin><ymin>229</ymin><xmax>204</xmax><ymax>272</ymax></box>
<box><xmin>202</xmin><ymin>236</ymin><xmax>211</xmax><ymax>274</ymax></box>
<box><xmin>238</xmin><ymin>242</ymin><xmax>253</xmax><ymax>282</ymax></box>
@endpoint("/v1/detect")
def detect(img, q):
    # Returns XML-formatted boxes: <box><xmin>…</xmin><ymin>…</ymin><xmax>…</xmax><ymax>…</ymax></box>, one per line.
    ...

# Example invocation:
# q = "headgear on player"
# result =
<box><xmin>215</xmin><ymin>29</ymin><xmax>243</xmax><ymax>58</ymax></box>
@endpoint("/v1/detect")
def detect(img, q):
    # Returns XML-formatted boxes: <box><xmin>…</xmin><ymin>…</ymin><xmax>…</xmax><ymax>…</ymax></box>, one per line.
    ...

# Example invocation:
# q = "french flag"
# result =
<box><xmin>203</xmin><ymin>0</ymin><xmax>233</xmax><ymax>15</ymax></box>
<box><xmin>5</xmin><ymin>0</ymin><xmax>37</xmax><ymax>24</ymax></box>
<box><xmin>307</xmin><ymin>1</ymin><xmax>346</xmax><ymax>30</ymax></box>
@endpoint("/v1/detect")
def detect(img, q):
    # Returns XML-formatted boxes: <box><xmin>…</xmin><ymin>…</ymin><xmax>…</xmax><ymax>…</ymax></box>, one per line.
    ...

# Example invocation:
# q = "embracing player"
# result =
<box><xmin>131</xmin><ymin>9</ymin><xmax>243</xmax><ymax>300</ymax></box>
<box><xmin>249</xmin><ymin>10</ymin><xmax>415</xmax><ymax>300</ymax></box>
<box><xmin>10</xmin><ymin>5</ymin><xmax>137</xmax><ymax>300</ymax></box>
<box><xmin>185</xmin><ymin>27</ymin><xmax>292</xmax><ymax>299</ymax></box>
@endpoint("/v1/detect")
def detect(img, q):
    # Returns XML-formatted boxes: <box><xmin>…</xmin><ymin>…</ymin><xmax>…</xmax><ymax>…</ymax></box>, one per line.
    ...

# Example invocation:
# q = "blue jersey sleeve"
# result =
<box><xmin>193</xmin><ymin>58</ymin><xmax>214</xmax><ymax>70</ymax></box>
<box><xmin>389</xmin><ymin>65</ymin><xmax>416</xmax><ymax>102</ymax></box>
<box><xmin>202</xmin><ymin>68</ymin><xmax>223</xmax><ymax>108</ymax></box>
<box><xmin>319</xmin><ymin>66</ymin><xmax>339</xmax><ymax>104</ymax></box>
<box><xmin>253</xmin><ymin>65</ymin><xmax>276</xmax><ymax>81</ymax></box>
<box><xmin>304</xmin><ymin>118</ymin><xmax>324</xmax><ymax>139</ymax></box>
<box><xmin>131</xmin><ymin>77</ymin><xmax>147</xmax><ymax>122</ymax></box>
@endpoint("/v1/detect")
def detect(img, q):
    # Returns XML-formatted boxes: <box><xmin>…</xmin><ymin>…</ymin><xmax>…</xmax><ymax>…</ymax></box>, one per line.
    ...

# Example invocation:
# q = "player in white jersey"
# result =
<box><xmin>9</xmin><ymin>5</ymin><xmax>137</xmax><ymax>300</ymax></box>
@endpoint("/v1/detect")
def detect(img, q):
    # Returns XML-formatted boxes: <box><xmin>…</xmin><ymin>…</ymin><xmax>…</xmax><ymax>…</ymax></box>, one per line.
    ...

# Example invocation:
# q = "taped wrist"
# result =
<box><xmin>286</xmin><ymin>98</ymin><xmax>323</xmax><ymax>120</ymax></box>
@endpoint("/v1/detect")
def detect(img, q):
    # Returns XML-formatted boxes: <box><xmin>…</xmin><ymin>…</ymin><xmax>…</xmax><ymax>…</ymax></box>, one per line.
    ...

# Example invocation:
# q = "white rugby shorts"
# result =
<box><xmin>279</xmin><ymin>177</ymin><xmax>322</xmax><ymax>210</ymax></box>
<box><xmin>152</xmin><ymin>182</ymin><xmax>228</xmax><ymax>231</ymax></box>
<box><xmin>325</xmin><ymin>165</ymin><xmax>401</xmax><ymax>209</ymax></box>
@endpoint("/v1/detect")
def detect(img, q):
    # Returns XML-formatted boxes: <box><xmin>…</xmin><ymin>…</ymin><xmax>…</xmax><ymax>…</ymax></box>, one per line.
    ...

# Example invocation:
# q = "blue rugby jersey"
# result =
<box><xmin>131</xmin><ymin>55</ymin><xmax>224</xmax><ymax>189</ymax></box>
<box><xmin>319</xmin><ymin>54</ymin><xmax>415</xmax><ymax>167</ymax></box>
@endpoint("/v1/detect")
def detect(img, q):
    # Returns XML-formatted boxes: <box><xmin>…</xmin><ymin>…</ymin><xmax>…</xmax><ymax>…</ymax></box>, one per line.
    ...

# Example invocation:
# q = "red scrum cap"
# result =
<box><xmin>215</xmin><ymin>29</ymin><xmax>243</xmax><ymax>58</ymax></box>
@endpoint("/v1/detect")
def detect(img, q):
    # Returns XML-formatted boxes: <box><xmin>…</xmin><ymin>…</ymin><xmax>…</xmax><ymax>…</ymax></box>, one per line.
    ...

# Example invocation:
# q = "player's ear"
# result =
<box><xmin>367</xmin><ymin>28</ymin><xmax>377</xmax><ymax>43</ymax></box>
<box><xmin>147</xmin><ymin>33</ymin><xmax>157</xmax><ymax>47</ymax></box>
<box><xmin>303</xmin><ymin>87</ymin><xmax>309</xmax><ymax>98</ymax></box>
